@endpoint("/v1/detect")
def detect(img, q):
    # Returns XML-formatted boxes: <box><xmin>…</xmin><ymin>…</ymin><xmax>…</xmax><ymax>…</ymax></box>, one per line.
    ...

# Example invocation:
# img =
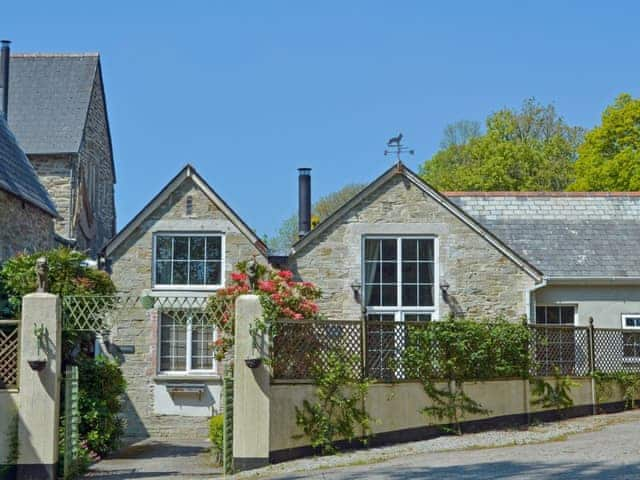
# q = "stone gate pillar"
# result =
<box><xmin>17</xmin><ymin>292</ymin><xmax>61</xmax><ymax>480</ymax></box>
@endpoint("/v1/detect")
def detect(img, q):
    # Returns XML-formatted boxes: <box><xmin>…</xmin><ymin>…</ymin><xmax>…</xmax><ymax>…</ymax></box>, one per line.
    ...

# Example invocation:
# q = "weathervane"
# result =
<box><xmin>384</xmin><ymin>133</ymin><xmax>414</xmax><ymax>162</ymax></box>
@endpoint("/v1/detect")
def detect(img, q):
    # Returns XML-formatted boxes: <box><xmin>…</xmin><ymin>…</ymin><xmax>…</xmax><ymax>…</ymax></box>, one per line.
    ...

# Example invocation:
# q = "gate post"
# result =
<box><xmin>17</xmin><ymin>292</ymin><xmax>61</xmax><ymax>480</ymax></box>
<box><xmin>232</xmin><ymin>295</ymin><xmax>270</xmax><ymax>471</ymax></box>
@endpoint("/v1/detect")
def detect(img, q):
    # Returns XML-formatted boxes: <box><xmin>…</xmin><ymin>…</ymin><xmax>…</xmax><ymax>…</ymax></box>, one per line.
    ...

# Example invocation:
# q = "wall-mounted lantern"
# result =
<box><xmin>350</xmin><ymin>280</ymin><xmax>362</xmax><ymax>302</ymax></box>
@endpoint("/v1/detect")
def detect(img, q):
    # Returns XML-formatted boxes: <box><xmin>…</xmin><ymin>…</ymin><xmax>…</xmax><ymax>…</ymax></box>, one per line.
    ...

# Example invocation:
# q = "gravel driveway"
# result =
<box><xmin>240</xmin><ymin>410</ymin><xmax>640</xmax><ymax>480</ymax></box>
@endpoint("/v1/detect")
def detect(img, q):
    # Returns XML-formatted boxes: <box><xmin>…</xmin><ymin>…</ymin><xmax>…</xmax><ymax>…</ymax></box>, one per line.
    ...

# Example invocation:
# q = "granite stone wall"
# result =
<box><xmin>109</xmin><ymin>177</ymin><xmax>265</xmax><ymax>440</ymax></box>
<box><xmin>288</xmin><ymin>174</ymin><xmax>536</xmax><ymax>322</ymax></box>
<box><xmin>0</xmin><ymin>190</ymin><xmax>55</xmax><ymax>263</ymax></box>
<box><xmin>28</xmin><ymin>154</ymin><xmax>72</xmax><ymax>239</ymax></box>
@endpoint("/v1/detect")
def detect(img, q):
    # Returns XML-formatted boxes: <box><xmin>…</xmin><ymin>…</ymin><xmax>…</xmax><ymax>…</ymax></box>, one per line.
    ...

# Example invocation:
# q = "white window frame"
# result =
<box><xmin>157</xmin><ymin>311</ymin><xmax>218</xmax><ymax>375</ymax></box>
<box><xmin>152</xmin><ymin>232</ymin><xmax>225</xmax><ymax>291</ymax></box>
<box><xmin>361</xmin><ymin>235</ymin><xmax>439</xmax><ymax>322</ymax></box>
<box><xmin>621</xmin><ymin>314</ymin><xmax>640</xmax><ymax>362</ymax></box>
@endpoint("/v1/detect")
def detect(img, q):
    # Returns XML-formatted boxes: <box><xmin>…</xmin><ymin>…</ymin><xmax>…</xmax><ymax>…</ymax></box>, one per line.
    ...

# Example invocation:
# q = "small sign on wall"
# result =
<box><xmin>118</xmin><ymin>345</ymin><xmax>135</xmax><ymax>354</ymax></box>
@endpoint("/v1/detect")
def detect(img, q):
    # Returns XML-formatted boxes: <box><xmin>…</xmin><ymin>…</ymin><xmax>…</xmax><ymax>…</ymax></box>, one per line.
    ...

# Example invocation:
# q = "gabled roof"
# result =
<box><xmin>0</xmin><ymin>115</ymin><xmax>58</xmax><ymax>217</ymax></box>
<box><xmin>103</xmin><ymin>165</ymin><xmax>267</xmax><ymax>257</ymax></box>
<box><xmin>291</xmin><ymin>162</ymin><xmax>543</xmax><ymax>281</ymax></box>
<box><xmin>448</xmin><ymin>192</ymin><xmax>640</xmax><ymax>278</ymax></box>
<box><xmin>7</xmin><ymin>53</ymin><xmax>110</xmax><ymax>157</ymax></box>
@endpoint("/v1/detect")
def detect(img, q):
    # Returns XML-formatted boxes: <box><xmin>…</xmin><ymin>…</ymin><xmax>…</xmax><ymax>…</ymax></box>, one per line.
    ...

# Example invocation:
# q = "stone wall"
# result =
<box><xmin>289</xmin><ymin>174</ymin><xmax>536</xmax><ymax>321</ymax></box>
<box><xmin>108</xmin><ymin>176</ymin><xmax>265</xmax><ymax>440</ymax></box>
<box><xmin>28</xmin><ymin>154</ymin><xmax>73</xmax><ymax>240</ymax></box>
<box><xmin>0</xmin><ymin>190</ymin><xmax>55</xmax><ymax>263</ymax></box>
<box><xmin>77</xmin><ymin>70</ymin><xmax>115</xmax><ymax>256</ymax></box>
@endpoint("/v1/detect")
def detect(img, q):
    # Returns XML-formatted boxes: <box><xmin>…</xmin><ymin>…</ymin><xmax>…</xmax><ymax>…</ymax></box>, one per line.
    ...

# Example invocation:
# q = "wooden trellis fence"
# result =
<box><xmin>0</xmin><ymin>319</ymin><xmax>19</xmax><ymax>389</ymax></box>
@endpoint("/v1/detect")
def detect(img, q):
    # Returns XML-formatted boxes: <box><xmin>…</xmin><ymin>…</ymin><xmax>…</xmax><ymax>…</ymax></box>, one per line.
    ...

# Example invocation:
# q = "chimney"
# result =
<box><xmin>0</xmin><ymin>40</ymin><xmax>10</xmax><ymax>120</ymax></box>
<box><xmin>298</xmin><ymin>168</ymin><xmax>312</xmax><ymax>238</ymax></box>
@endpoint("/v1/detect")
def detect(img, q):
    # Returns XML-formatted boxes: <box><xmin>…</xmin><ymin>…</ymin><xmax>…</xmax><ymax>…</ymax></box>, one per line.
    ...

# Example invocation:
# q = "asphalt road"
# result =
<box><xmin>266</xmin><ymin>417</ymin><xmax>640</xmax><ymax>480</ymax></box>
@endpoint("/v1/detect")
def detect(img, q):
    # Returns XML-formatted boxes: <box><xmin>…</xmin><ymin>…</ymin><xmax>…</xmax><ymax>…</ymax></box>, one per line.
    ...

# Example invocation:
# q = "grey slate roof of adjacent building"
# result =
<box><xmin>448</xmin><ymin>193</ymin><xmax>640</xmax><ymax>278</ymax></box>
<box><xmin>0</xmin><ymin>115</ymin><xmax>58</xmax><ymax>217</ymax></box>
<box><xmin>7</xmin><ymin>53</ymin><xmax>99</xmax><ymax>154</ymax></box>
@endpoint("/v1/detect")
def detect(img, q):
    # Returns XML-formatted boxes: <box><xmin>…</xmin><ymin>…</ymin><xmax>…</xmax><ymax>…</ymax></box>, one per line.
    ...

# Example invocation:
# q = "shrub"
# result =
<box><xmin>77</xmin><ymin>354</ymin><xmax>127</xmax><ymax>456</ymax></box>
<box><xmin>209</xmin><ymin>414</ymin><xmax>224</xmax><ymax>465</ymax></box>
<box><xmin>0</xmin><ymin>247</ymin><xmax>115</xmax><ymax>317</ymax></box>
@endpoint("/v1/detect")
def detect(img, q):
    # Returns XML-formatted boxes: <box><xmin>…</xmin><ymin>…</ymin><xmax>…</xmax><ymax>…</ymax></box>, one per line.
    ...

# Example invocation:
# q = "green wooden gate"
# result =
<box><xmin>62</xmin><ymin>364</ymin><xmax>80</xmax><ymax>479</ymax></box>
<box><xmin>222</xmin><ymin>368</ymin><xmax>234</xmax><ymax>475</ymax></box>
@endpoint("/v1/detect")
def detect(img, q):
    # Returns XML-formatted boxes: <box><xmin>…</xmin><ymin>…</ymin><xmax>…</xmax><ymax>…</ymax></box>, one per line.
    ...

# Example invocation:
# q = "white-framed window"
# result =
<box><xmin>533</xmin><ymin>305</ymin><xmax>579</xmax><ymax>375</ymax></box>
<box><xmin>535</xmin><ymin>305</ymin><xmax>576</xmax><ymax>325</ymax></box>
<box><xmin>153</xmin><ymin>233</ymin><xmax>224</xmax><ymax>289</ymax></box>
<box><xmin>622</xmin><ymin>314</ymin><xmax>640</xmax><ymax>361</ymax></box>
<box><xmin>362</xmin><ymin>236</ymin><xmax>438</xmax><ymax>322</ymax></box>
<box><xmin>159</xmin><ymin>311</ymin><xmax>216</xmax><ymax>374</ymax></box>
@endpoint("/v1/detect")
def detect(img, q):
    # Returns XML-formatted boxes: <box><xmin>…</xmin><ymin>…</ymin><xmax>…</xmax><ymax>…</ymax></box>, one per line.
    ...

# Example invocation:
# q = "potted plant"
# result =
<box><xmin>28</xmin><ymin>323</ymin><xmax>48</xmax><ymax>371</ymax></box>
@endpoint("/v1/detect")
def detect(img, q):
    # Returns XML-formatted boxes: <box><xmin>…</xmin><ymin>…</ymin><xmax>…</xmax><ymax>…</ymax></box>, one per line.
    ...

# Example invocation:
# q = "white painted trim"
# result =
<box><xmin>621</xmin><ymin>314</ymin><xmax>640</xmax><ymax>330</ymax></box>
<box><xmin>361</xmin><ymin>235</ymin><xmax>439</xmax><ymax>321</ymax></box>
<box><xmin>151</xmin><ymin>232</ymin><xmax>226</xmax><ymax>289</ymax></box>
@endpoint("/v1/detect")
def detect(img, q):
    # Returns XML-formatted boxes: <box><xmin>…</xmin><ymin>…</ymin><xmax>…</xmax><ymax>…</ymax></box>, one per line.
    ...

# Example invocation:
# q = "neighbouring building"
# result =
<box><xmin>7</xmin><ymin>49</ymin><xmax>116</xmax><ymax>256</ymax></box>
<box><xmin>102</xmin><ymin>165</ymin><xmax>267</xmax><ymax>439</ymax></box>
<box><xmin>0</xmin><ymin>114</ymin><xmax>58</xmax><ymax>262</ymax></box>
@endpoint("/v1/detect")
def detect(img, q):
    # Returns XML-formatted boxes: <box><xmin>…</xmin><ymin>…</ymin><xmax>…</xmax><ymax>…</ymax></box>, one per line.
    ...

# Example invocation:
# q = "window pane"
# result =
<box><xmin>191</xmin><ymin>320</ymin><xmax>214</xmax><ymax>370</ymax></box>
<box><xmin>404</xmin><ymin>313</ymin><xmax>431</xmax><ymax>322</ymax></box>
<box><xmin>535</xmin><ymin>306</ymin><xmax>546</xmax><ymax>324</ymax></box>
<box><xmin>366</xmin><ymin>314</ymin><xmax>395</xmax><ymax>322</ymax></box>
<box><xmin>160</xmin><ymin>314</ymin><xmax>186</xmax><ymax>372</ymax></box>
<box><xmin>547</xmin><ymin>307</ymin><xmax>560</xmax><ymax>324</ymax></box>
<box><xmin>364</xmin><ymin>262</ymin><xmax>380</xmax><ymax>283</ymax></box>
<box><xmin>190</xmin><ymin>237</ymin><xmax>205</xmax><ymax>260</ymax></box>
<box><xmin>381</xmin><ymin>285</ymin><xmax>397</xmax><ymax>306</ymax></box>
<box><xmin>206</xmin><ymin>262</ymin><xmax>221</xmax><ymax>285</ymax></box>
<box><xmin>365</xmin><ymin>285</ymin><xmax>380</xmax><ymax>307</ymax></box>
<box><xmin>190</xmin><ymin>262</ymin><xmax>205</xmax><ymax>285</ymax></box>
<box><xmin>560</xmin><ymin>307</ymin><xmax>574</xmax><ymax>324</ymax></box>
<box><xmin>418</xmin><ymin>284</ymin><xmax>434</xmax><ymax>307</ymax></box>
<box><xmin>364</xmin><ymin>239</ymin><xmax>380</xmax><ymax>261</ymax></box>
<box><xmin>418</xmin><ymin>262</ymin><xmax>433</xmax><ymax>283</ymax></box>
<box><xmin>206</xmin><ymin>237</ymin><xmax>222</xmax><ymax>260</ymax></box>
<box><xmin>156</xmin><ymin>237</ymin><xmax>173</xmax><ymax>260</ymax></box>
<box><xmin>381</xmin><ymin>239</ymin><xmax>397</xmax><ymax>260</ymax></box>
<box><xmin>173</xmin><ymin>261</ymin><xmax>188</xmax><ymax>284</ymax></box>
<box><xmin>625</xmin><ymin>316</ymin><xmax>640</xmax><ymax>328</ymax></box>
<box><xmin>155</xmin><ymin>261</ymin><xmax>172</xmax><ymax>285</ymax></box>
<box><xmin>174</xmin><ymin>237</ymin><xmax>188</xmax><ymax>260</ymax></box>
<box><xmin>401</xmin><ymin>239</ymin><xmax>417</xmax><ymax>261</ymax></box>
<box><xmin>402</xmin><ymin>285</ymin><xmax>418</xmax><ymax>306</ymax></box>
<box><xmin>381</xmin><ymin>263</ymin><xmax>397</xmax><ymax>283</ymax></box>
<box><xmin>402</xmin><ymin>262</ymin><xmax>417</xmax><ymax>283</ymax></box>
<box><xmin>418</xmin><ymin>240</ymin><xmax>434</xmax><ymax>261</ymax></box>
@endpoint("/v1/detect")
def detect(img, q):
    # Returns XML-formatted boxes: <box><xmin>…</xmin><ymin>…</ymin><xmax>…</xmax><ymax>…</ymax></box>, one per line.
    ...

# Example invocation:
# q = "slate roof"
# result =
<box><xmin>7</xmin><ymin>53</ymin><xmax>99</xmax><ymax>154</ymax></box>
<box><xmin>448</xmin><ymin>193</ymin><xmax>640</xmax><ymax>278</ymax></box>
<box><xmin>0</xmin><ymin>115</ymin><xmax>58</xmax><ymax>217</ymax></box>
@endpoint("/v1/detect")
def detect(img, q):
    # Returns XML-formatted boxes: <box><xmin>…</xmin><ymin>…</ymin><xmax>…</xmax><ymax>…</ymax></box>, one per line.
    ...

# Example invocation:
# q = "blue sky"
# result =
<box><xmin>5</xmin><ymin>1</ymin><xmax>640</xmax><ymax>240</ymax></box>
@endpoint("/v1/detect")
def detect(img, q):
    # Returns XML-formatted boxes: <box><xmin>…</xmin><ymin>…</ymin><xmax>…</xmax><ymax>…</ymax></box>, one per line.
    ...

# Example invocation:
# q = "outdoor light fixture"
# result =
<box><xmin>440</xmin><ymin>281</ymin><xmax>450</xmax><ymax>296</ymax></box>
<box><xmin>350</xmin><ymin>280</ymin><xmax>362</xmax><ymax>301</ymax></box>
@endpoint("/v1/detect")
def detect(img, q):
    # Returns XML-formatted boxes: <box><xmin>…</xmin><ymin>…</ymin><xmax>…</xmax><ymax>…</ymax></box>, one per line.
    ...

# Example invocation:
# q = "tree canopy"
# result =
<box><xmin>268</xmin><ymin>183</ymin><xmax>365</xmax><ymax>252</ymax></box>
<box><xmin>420</xmin><ymin>99</ymin><xmax>584</xmax><ymax>191</ymax></box>
<box><xmin>569</xmin><ymin>93</ymin><xmax>640</xmax><ymax>191</ymax></box>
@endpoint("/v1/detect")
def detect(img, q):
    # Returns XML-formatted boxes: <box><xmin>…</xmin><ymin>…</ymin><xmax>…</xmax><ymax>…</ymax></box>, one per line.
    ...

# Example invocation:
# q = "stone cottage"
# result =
<box><xmin>0</xmin><ymin>114</ymin><xmax>58</xmax><ymax>262</ymax></box>
<box><xmin>7</xmin><ymin>47</ymin><xmax>116</xmax><ymax>256</ymax></box>
<box><xmin>102</xmin><ymin>165</ymin><xmax>267</xmax><ymax>439</ymax></box>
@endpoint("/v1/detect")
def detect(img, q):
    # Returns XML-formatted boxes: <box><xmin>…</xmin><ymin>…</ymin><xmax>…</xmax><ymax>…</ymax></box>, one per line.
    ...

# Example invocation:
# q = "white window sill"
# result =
<box><xmin>153</xmin><ymin>374</ymin><xmax>221</xmax><ymax>382</ymax></box>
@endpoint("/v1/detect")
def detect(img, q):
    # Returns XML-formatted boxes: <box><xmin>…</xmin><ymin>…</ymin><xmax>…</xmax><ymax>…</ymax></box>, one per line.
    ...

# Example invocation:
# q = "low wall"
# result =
<box><xmin>0</xmin><ymin>391</ymin><xmax>19</xmax><ymax>466</ymax></box>
<box><xmin>269</xmin><ymin>377</ymin><xmax>614</xmax><ymax>462</ymax></box>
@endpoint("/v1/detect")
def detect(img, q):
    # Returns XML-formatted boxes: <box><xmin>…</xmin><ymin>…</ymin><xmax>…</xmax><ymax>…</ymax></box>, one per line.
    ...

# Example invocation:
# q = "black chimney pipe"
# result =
<box><xmin>0</xmin><ymin>40</ymin><xmax>9</xmax><ymax>120</ymax></box>
<box><xmin>298</xmin><ymin>168</ymin><xmax>312</xmax><ymax>238</ymax></box>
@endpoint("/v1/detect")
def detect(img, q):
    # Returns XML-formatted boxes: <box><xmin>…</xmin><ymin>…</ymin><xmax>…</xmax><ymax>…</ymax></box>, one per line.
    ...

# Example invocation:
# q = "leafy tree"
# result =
<box><xmin>420</xmin><ymin>99</ymin><xmax>584</xmax><ymax>191</ymax></box>
<box><xmin>268</xmin><ymin>183</ymin><xmax>366</xmax><ymax>252</ymax></box>
<box><xmin>569</xmin><ymin>93</ymin><xmax>640</xmax><ymax>191</ymax></box>
<box><xmin>440</xmin><ymin>120</ymin><xmax>482</xmax><ymax>148</ymax></box>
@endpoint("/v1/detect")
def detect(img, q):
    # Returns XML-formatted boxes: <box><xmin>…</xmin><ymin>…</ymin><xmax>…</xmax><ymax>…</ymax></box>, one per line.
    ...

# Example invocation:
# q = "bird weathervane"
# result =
<box><xmin>384</xmin><ymin>133</ymin><xmax>414</xmax><ymax>162</ymax></box>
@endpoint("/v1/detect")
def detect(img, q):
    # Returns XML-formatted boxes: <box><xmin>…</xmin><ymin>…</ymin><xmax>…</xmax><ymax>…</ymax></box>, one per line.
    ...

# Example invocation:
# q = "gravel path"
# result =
<box><xmin>236</xmin><ymin>410</ymin><xmax>640</xmax><ymax>479</ymax></box>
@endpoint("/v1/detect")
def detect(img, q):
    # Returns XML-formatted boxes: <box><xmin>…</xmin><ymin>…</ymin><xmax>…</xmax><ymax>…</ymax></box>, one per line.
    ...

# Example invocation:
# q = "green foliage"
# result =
<box><xmin>77</xmin><ymin>354</ymin><xmax>127</xmax><ymax>456</ymax></box>
<box><xmin>209</xmin><ymin>414</ymin><xmax>224</xmax><ymax>465</ymax></box>
<box><xmin>530</xmin><ymin>367</ymin><xmax>578</xmax><ymax>412</ymax></box>
<box><xmin>268</xmin><ymin>183</ymin><xmax>366</xmax><ymax>252</ymax></box>
<box><xmin>402</xmin><ymin>318</ymin><xmax>531</xmax><ymax>433</ymax></box>
<box><xmin>420</xmin><ymin>99</ymin><xmax>584</xmax><ymax>192</ymax></box>
<box><xmin>570</xmin><ymin>93</ymin><xmax>640</xmax><ymax>191</ymax></box>
<box><xmin>593</xmin><ymin>371</ymin><xmax>640</xmax><ymax>410</ymax></box>
<box><xmin>0</xmin><ymin>248</ymin><xmax>115</xmax><ymax>317</ymax></box>
<box><xmin>295</xmin><ymin>350</ymin><xmax>372</xmax><ymax>454</ymax></box>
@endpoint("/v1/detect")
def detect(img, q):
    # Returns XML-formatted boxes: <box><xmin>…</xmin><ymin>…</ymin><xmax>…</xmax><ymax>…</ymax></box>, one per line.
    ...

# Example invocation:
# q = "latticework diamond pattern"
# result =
<box><xmin>63</xmin><ymin>294</ymin><xmax>232</xmax><ymax>332</ymax></box>
<box><xmin>528</xmin><ymin>325</ymin><xmax>590</xmax><ymax>376</ymax></box>
<box><xmin>593</xmin><ymin>328</ymin><xmax>640</xmax><ymax>374</ymax></box>
<box><xmin>272</xmin><ymin>320</ymin><xmax>362</xmax><ymax>380</ymax></box>
<box><xmin>0</xmin><ymin>321</ymin><xmax>19</xmax><ymax>389</ymax></box>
